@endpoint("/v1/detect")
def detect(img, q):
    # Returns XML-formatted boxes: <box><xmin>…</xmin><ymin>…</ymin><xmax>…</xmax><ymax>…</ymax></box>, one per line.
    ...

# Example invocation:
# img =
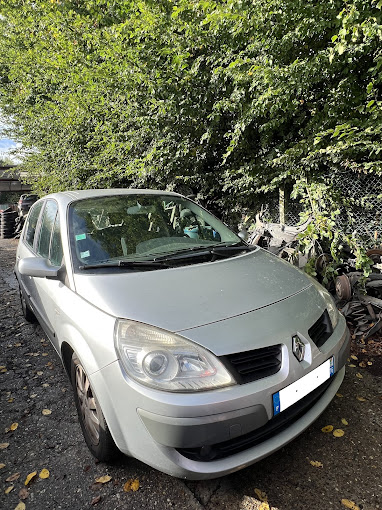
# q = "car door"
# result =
<box><xmin>32</xmin><ymin>199</ymin><xmax>66</xmax><ymax>353</ymax></box>
<box><xmin>17</xmin><ymin>199</ymin><xmax>45</xmax><ymax>316</ymax></box>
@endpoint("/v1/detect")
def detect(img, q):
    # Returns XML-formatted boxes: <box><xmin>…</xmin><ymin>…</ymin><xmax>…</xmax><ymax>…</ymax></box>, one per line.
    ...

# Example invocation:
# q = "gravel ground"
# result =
<box><xmin>0</xmin><ymin>238</ymin><xmax>381</xmax><ymax>510</ymax></box>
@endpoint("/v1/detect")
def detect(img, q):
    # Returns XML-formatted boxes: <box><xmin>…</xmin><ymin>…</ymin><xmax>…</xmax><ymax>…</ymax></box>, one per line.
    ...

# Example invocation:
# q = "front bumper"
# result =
<box><xmin>91</xmin><ymin>319</ymin><xmax>350</xmax><ymax>479</ymax></box>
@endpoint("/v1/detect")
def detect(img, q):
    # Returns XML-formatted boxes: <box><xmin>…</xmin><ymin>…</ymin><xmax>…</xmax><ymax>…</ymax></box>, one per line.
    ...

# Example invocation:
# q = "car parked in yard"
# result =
<box><xmin>15</xmin><ymin>189</ymin><xmax>350</xmax><ymax>479</ymax></box>
<box><xmin>17</xmin><ymin>193</ymin><xmax>39</xmax><ymax>218</ymax></box>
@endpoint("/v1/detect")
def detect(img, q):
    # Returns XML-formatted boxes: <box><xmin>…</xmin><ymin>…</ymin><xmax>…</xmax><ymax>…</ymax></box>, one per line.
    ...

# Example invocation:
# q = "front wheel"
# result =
<box><xmin>70</xmin><ymin>353</ymin><xmax>119</xmax><ymax>462</ymax></box>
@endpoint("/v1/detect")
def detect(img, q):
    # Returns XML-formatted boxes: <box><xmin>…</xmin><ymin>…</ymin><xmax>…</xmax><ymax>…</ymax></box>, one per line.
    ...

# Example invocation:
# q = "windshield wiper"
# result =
<box><xmin>210</xmin><ymin>243</ymin><xmax>256</xmax><ymax>253</ymax></box>
<box><xmin>79</xmin><ymin>260</ymin><xmax>170</xmax><ymax>270</ymax></box>
<box><xmin>153</xmin><ymin>242</ymin><xmax>255</xmax><ymax>262</ymax></box>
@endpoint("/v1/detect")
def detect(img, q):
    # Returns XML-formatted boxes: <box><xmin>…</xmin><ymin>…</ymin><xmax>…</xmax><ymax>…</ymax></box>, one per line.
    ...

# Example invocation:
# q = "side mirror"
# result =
<box><xmin>238</xmin><ymin>229</ymin><xmax>249</xmax><ymax>241</ymax></box>
<box><xmin>18</xmin><ymin>257</ymin><xmax>60</xmax><ymax>279</ymax></box>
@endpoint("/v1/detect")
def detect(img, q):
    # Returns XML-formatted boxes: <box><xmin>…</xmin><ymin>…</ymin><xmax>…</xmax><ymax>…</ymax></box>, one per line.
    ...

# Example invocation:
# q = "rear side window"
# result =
<box><xmin>24</xmin><ymin>201</ymin><xmax>43</xmax><ymax>249</ymax></box>
<box><xmin>37</xmin><ymin>201</ymin><xmax>58</xmax><ymax>259</ymax></box>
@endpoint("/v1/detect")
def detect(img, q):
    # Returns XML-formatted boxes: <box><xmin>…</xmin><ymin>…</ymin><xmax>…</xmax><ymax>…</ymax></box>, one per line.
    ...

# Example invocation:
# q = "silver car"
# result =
<box><xmin>15</xmin><ymin>189</ymin><xmax>350</xmax><ymax>479</ymax></box>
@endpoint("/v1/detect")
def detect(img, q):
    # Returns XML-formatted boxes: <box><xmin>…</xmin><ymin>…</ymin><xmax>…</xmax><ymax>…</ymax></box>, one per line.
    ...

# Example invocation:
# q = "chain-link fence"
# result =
<box><xmin>251</xmin><ymin>171</ymin><xmax>382</xmax><ymax>245</ymax></box>
<box><xmin>332</xmin><ymin>170</ymin><xmax>382</xmax><ymax>242</ymax></box>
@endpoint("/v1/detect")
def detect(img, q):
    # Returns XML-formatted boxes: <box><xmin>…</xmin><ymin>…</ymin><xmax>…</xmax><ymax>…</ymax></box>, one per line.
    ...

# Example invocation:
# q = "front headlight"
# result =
<box><xmin>114</xmin><ymin>320</ymin><xmax>235</xmax><ymax>392</ymax></box>
<box><xmin>307</xmin><ymin>275</ymin><xmax>339</xmax><ymax>329</ymax></box>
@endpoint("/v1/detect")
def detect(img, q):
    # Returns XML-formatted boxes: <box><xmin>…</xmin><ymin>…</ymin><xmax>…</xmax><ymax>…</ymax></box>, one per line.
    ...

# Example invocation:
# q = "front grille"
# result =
<box><xmin>308</xmin><ymin>310</ymin><xmax>333</xmax><ymax>348</ymax></box>
<box><xmin>220</xmin><ymin>345</ymin><xmax>282</xmax><ymax>384</ymax></box>
<box><xmin>177</xmin><ymin>375</ymin><xmax>336</xmax><ymax>462</ymax></box>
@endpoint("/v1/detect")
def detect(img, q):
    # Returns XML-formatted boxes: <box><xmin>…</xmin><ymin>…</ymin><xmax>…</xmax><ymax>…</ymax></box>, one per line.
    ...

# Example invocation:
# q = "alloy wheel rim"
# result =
<box><xmin>75</xmin><ymin>364</ymin><xmax>100</xmax><ymax>445</ymax></box>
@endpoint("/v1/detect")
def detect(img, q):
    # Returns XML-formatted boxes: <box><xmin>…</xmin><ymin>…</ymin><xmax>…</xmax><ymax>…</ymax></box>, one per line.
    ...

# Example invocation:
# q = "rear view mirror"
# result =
<box><xmin>18</xmin><ymin>257</ymin><xmax>60</xmax><ymax>278</ymax></box>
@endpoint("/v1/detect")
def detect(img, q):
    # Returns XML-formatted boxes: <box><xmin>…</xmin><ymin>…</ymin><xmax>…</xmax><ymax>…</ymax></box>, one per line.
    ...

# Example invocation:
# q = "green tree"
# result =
<box><xmin>0</xmin><ymin>0</ymin><xmax>381</xmax><ymax>235</ymax></box>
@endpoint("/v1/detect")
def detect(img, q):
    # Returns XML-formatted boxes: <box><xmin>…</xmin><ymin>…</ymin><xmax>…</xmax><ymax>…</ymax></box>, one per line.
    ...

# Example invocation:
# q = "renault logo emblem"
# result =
<box><xmin>292</xmin><ymin>335</ymin><xmax>305</xmax><ymax>362</ymax></box>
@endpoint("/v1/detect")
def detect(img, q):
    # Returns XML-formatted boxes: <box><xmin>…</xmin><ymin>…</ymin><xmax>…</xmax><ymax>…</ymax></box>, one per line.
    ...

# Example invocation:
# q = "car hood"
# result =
<box><xmin>73</xmin><ymin>248</ymin><xmax>312</xmax><ymax>332</ymax></box>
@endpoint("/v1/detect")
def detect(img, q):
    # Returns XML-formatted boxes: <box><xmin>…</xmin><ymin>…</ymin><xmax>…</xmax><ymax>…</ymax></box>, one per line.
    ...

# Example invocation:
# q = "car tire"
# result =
<box><xmin>19</xmin><ymin>287</ymin><xmax>37</xmax><ymax>323</ymax></box>
<box><xmin>70</xmin><ymin>353</ymin><xmax>120</xmax><ymax>462</ymax></box>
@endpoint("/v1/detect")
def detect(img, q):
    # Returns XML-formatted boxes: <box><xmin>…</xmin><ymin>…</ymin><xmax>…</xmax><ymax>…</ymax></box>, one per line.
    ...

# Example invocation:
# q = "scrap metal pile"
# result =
<box><xmin>335</xmin><ymin>250</ymin><xmax>382</xmax><ymax>341</ymax></box>
<box><xmin>248</xmin><ymin>214</ymin><xmax>382</xmax><ymax>342</ymax></box>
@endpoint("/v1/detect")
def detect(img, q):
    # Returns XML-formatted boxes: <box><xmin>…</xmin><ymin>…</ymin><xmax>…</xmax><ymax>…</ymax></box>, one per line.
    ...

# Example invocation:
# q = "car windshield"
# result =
<box><xmin>68</xmin><ymin>194</ymin><xmax>242</xmax><ymax>270</ymax></box>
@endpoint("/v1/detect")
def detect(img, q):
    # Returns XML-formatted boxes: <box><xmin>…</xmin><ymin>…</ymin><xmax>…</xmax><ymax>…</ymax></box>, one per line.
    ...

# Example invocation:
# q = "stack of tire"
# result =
<box><xmin>0</xmin><ymin>209</ymin><xmax>18</xmax><ymax>239</ymax></box>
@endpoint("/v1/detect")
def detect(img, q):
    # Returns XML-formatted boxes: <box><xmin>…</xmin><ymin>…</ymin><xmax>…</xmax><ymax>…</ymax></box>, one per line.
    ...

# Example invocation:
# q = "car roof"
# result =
<box><xmin>41</xmin><ymin>189</ymin><xmax>184</xmax><ymax>208</ymax></box>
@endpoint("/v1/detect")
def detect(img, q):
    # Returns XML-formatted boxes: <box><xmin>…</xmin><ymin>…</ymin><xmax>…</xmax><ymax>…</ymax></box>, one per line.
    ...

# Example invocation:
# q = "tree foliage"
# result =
<box><xmin>0</xmin><ymin>0</ymin><xmax>381</xmax><ymax>227</ymax></box>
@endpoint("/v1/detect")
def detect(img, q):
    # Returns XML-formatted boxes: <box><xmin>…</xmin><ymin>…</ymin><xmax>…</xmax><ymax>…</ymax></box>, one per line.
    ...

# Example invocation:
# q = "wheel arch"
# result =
<box><xmin>61</xmin><ymin>341</ymin><xmax>74</xmax><ymax>379</ymax></box>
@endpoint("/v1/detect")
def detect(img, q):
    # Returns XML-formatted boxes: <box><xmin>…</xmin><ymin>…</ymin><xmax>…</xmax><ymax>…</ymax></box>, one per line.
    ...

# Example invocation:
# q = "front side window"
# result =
<box><xmin>69</xmin><ymin>194</ymin><xmax>241</xmax><ymax>268</ymax></box>
<box><xmin>50</xmin><ymin>213</ymin><xmax>63</xmax><ymax>266</ymax></box>
<box><xmin>37</xmin><ymin>200</ymin><xmax>58</xmax><ymax>259</ymax></box>
<box><xmin>24</xmin><ymin>201</ymin><xmax>43</xmax><ymax>249</ymax></box>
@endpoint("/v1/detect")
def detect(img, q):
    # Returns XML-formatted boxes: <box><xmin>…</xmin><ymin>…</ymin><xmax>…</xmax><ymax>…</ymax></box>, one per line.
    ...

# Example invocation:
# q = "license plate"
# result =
<box><xmin>273</xmin><ymin>357</ymin><xmax>334</xmax><ymax>416</ymax></box>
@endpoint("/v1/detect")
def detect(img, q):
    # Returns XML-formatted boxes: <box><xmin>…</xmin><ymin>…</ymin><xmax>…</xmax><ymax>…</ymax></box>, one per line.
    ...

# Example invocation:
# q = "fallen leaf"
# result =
<box><xmin>18</xmin><ymin>488</ymin><xmax>28</xmax><ymax>500</ymax></box>
<box><xmin>356</xmin><ymin>396</ymin><xmax>366</xmax><ymax>402</ymax></box>
<box><xmin>8</xmin><ymin>398</ymin><xmax>14</xmax><ymax>403</ymax></box>
<box><xmin>95</xmin><ymin>475</ymin><xmax>112</xmax><ymax>484</ymax></box>
<box><xmin>321</xmin><ymin>425</ymin><xmax>334</xmax><ymax>433</ymax></box>
<box><xmin>14</xmin><ymin>343</ymin><xmax>22</xmax><ymax>347</ymax></box>
<box><xmin>5</xmin><ymin>485</ymin><xmax>14</xmax><ymax>494</ymax></box>
<box><xmin>356</xmin><ymin>373</ymin><xmax>363</xmax><ymax>379</ymax></box>
<box><xmin>0</xmin><ymin>365</ymin><xmax>6</xmax><ymax>369</ymax></box>
<box><xmin>10</xmin><ymin>422</ymin><xmax>18</xmax><ymax>431</ymax></box>
<box><xmin>39</xmin><ymin>468</ymin><xmax>50</xmax><ymax>479</ymax></box>
<box><xmin>1</xmin><ymin>368</ymin><xmax>7</xmax><ymax>373</ymax></box>
<box><xmin>259</xmin><ymin>503</ymin><xmax>270</xmax><ymax>510</ymax></box>
<box><xmin>123</xmin><ymin>479</ymin><xmax>140</xmax><ymax>492</ymax></box>
<box><xmin>254</xmin><ymin>488</ymin><xmax>268</xmax><ymax>502</ymax></box>
<box><xmin>310</xmin><ymin>460</ymin><xmax>323</xmax><ymax>468</ymax></box>
<box><xmin>36</xmin><ymin>371</ymin><xmax>43</xmax><ymax>376</ymax></box>
<box><xmin>348</xmin><ymin>364</ymin><xmax>356</xmax><ymax>368</ymax></box>
<box><xmin>24</xmin><ymin>471</ymin><xmax>37</xmax><ymax>485</ymax></box>
<box><xmin>42</xmin><ymin>383</ymin><xmax>50</xmax><ymax>388</ymax></box>
<box><xmin>341</xmin><ymin>499</ymin><xmax>360</xmax><ymax>510</ymax></box>
<box><xmin>42</xmin><ymin>409</ymin><xmax>52</xmax><ymax>416</ymax></box>
<box><xmin>0</xmin><ymin>443</ymin><xmax>10</xmax><ymax>449</ymax></box>
<box><xmin>359</xmin><ymin>361</ymin><xmax>366</xmax><ymax>368</ymax></box>
<box><xmin>91</xmin><ymin>496</ymin><xmax>102</xmax><ymax>505</ymax></box>
<box><xmin>333</xmin><ymin>429</ymin><xmax>345</xmax><ymax>437</ymax></box>
<box><xmin>350</xmin><ymin>355</ymin><xmax>358</xmax><ymax>360</ymax></box>
<box><xmin>0</xmin><ymin>463</ymin><xmax>5</xmax><ymax>469</ymax></box>
<box><xmin>6</xmin><ymin>473</ymin><xmax>20</xmax><ymax>482</ymax></box>
<box><xmin>341</xmin><ymin>418</ymin><xmax>349</xmax><ymax>426</ymax></box>
<box><xmin>14</xmin><ymin>502</ymin><xmax>26</xmax><ymax>510</ymax></box>
<box><xmin>336</xmin><ymin>393</ymin><xmax>344</xmax><ymax>398</ymax></box>
<box><xmin>367</xmin><ymin>361</ymin><xmax>373</xmax><ymax>366</ymax></box>
<box><xmin>42</xmin><ymin>353</ymin><xmax>48</xmax><ymax>356</ymax></box>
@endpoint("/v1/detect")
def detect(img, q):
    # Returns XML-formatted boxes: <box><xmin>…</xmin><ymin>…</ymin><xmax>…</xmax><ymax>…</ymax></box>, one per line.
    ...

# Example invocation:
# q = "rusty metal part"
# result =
<box><xmin>341</xmin><ymin>295</ymin><xmax>382</xmax><ymax>339</ymax></box>
<box><xmin>340</xmin><ymin>300</ymin><xmax>374</xmax><ymax>338</ymax></box>
<box><xmin>315</xmin><ymin>253</ymin><xmax>332</xmax><ymax>275</ymax></box>
<box><xmin>335</xmin><ymin>275</ymin><xmax>352</xmax><ymax>301</ymax></box>
<box><xmin>366</xmin><ymin>248</ymin><xmax>382</xmax><ymax>273</ymax></box>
